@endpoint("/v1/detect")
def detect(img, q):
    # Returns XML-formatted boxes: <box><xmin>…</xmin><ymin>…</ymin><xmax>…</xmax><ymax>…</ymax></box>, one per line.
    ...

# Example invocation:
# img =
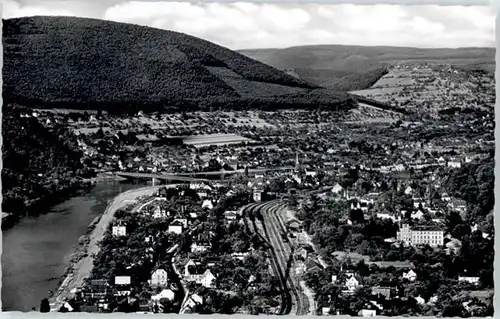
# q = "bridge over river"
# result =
<box><xmin>115</xmin><ymin>166</ymin><xmax>295</xmax><ymax>184</ymax></box>
<box><xmin>115</xmin><ymin>172</ymin><xmax>211</xmax><ymax>184</ymax></box>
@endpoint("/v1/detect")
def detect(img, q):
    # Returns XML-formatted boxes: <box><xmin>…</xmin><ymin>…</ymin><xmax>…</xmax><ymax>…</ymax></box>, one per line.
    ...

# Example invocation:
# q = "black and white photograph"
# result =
<box><xmin>1</xmin><ymin>0</ymin><xmax>496</xmax><ymax>316</ymax></box>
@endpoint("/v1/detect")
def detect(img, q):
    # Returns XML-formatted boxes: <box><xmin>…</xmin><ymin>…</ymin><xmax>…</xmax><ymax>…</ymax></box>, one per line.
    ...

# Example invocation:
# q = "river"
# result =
<box><xmin>2</xmin><ymin>181</ymin><xmax>146</xmax><ymax>312</ymax></box>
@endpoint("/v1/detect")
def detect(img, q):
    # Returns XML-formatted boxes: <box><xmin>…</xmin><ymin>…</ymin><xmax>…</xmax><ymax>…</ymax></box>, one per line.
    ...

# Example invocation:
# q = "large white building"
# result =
<box><xmin>150</xmin><ymin>268</ymin><xmax>169</xmax><ymax>287</ymax></box>
<box><xmin>112</xmin><ymin>225</ymin><xmax>127</xmax><ymax>237</ymax></box>
<box><xmin>397</xmin><ymin>224</ymin><xmax>444</xmax><ymax>247</ymax></box>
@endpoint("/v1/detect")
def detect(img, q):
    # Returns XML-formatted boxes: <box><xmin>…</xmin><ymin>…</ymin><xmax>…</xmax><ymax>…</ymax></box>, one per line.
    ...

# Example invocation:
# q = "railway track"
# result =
<box><xmin>243</xmin><ymin>200</ymin><xmax>308</xmax><ymax>315</ymax></box>
<box><xmin>263</xmin><ymin>201</ymin><xmax>307</xmax><ymax>316</ymax></box>
<box><xmin>242</xmin><ymin>203</ymin><xmax>292</xmax><ymax>315</ymax></box>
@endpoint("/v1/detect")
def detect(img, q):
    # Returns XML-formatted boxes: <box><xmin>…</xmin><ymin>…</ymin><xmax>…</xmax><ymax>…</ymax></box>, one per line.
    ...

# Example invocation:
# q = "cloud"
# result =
<box><xmin>3</xmin><ymin>1</ymin><xmax>76</xmax><ymax>18</ymax></box>
<box><xmin>3</xmin><ymin>0</ymin><xmax>496</xmax><ymax>49</ymax></box>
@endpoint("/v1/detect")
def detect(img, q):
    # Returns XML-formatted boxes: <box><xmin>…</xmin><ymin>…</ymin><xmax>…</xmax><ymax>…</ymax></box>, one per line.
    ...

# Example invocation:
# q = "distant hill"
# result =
<box><xmin>239</xmin><ymin>45</ymin><xmax>495</xmax><ymax>91</ymax></box>
<box><xmin>2</xmin><ymin>16</ymin><xmax>354</xmax><ymax>112</ymax></box>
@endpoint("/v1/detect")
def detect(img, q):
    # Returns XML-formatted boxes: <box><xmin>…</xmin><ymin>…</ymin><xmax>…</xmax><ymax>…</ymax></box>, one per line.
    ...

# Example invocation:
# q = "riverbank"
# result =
<box><xmin>3</xmin><ymin>173</ymin><xmax>127</xmax><ymax>228</ymax></box>
<box><xmin>49</xmin><ymin>185</ymin><xmax>161</xmax><ymax>311</ymax></box>
<box><xmin>2</xmin><ymin>180</ymin><xmax>93</xmax><ymax>230</ymax></box>
<box><xmin>55</xmin><ymin>214</ymin><xmax>101</xmax><ymax>288</ymax></box>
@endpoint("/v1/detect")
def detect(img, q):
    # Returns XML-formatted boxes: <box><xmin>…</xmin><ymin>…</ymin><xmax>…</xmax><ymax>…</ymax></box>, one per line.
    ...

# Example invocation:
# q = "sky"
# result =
<box><xmin>3</xmin><ymin>0</ymin><xmax>496</xmax><ymax>49</ymax></box>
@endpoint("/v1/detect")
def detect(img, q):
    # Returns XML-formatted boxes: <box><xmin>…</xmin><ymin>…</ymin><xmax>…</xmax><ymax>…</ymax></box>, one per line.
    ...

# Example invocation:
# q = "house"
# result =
<box><xmin>447</xmin><ymin>159</ymin><xmax>462</xmax><ymax>169</ymax></box>
<box><xmin>199</xmin><ymin>269</ymin><xmax>216</xmax><ymax>288</ymax></box>
<box><xmin>360</xmin><ymin>196</ymin><xmax>375</xmax><ymax>205</ymax></box>
<box><xmin>411</xmin><ymin>210</ymin><xmax>425</xmax><ymax>220</ymax></box>
<box><xmin>227</xmin><ymin>157</ymin><xmax>238</xmax><ymax>170</ymax></box>
<box><xmin>343</xmin><ymin>272</ymin><xmax>362</xmax><ymax>293</ymax></box>
<box><xmin>376</xmin><ymin>212</ymin><xmax>400</xmax><ymax>223</ymax></box>
<box><xmin>231</xmin><ymin>252</ymin><xmax>250</xmax><ymax>261</ymax></box>
<box><xmin>402</xmin><ymin>269</ymin><xmax>417</xmax><ymax>282</ymax></box>
<box><xmin>115</xmin><ymin>276</ymin><xmax>131</xmax><ymax>285</ymax></box>
<box><xmin>173</xmin><ymin>218</ymin><xmax>188</xmax><ymax>228</ymax></box>
<box><xmin>428</xmin><ymin>295</ymin><xmax>439</xmax><ymax>304</ymax></box>
<box><xmin>458</xmin><ymin>276</ymin><xmax>480</xmax><ymax>286</ymax></box>
<box><xmin>85</xmin><ymin>279</ymin><xmax>110</xmax><ymax>299</ymax></box>
<box><xmin>190</xmin><ymin>182</ymin><xmax>213</xmax><ymax>191</ymax></box>
<box><xmin>397</xmin><ymin>223</ymin><xmax>444</xmax><ymax>247</ymax></box>
<box><xmin>296</xmin><ymin>244</ymin><xmax>314</xmax><ymax>261</ymax></box>
<box><xmin>441</xmin><ymin>192</ymin><xmax>452</xmax><ymax>202</ymax></box>
<box><xmin>184</xmin><ymin>260</ymin><xmax>216</xmax><ymax>288</ymax></box>
<box><xmin>358</xmin><ymin>309</ymin><xmax>376</xmax><ymax>317</ymax></box>
<box><xmin>449</xmin><ymin>198</ymin><xmax>467</xmax><ymax>214</ymax></box>
<box><xmin>184</xmin><ymin>259</ymin><xmax>200</xmax><ymax>277</ymax></box>
<box><xmin>345</xmin><ymin>275</ymin><xmax>361</xmax><ymax>292</ymax></box>
<box><xmin>150</xmin><ymin>268</ymin><xmax>169</xmax><ymax>288</ymax></box>
<box><xmin>202</xmin><ymin>200</ymin><xmax>214</xmax><ymax>210</ymax></box>
<box><xmin>305</xmin><ymin>259</ymin><xmax>323</xmax><ymax>273</ymax></box>
<box><xmin>359</xmin><ymin>201</ymin><xmax>369</xmax><ymax>213</ymax></box>
<box><xmin>394</xmin><ymin>164</ymin><xmax>407</xmax><ymax>172</ymax></box>
<box><xmin>168</xmin><ymin>220</ymin><xmax>184</xmax><ymax>234</ymax></box>
<box><xmin>197</xmin><ymin>191</ymin><xmax>208</xmax><ymax>199</ymax></box>
<box><xmin>331</xmin><ymin>183</ymin><xmax>343</xmax><ymax>194</ymax></box>
<box><xmin>305</xmin><ymin>169</ymin><xmax>317</xmax><ymax>177</ymax></box>
<box><xmin>253</xmin><ymin>189</ymin><xmax>263</xmax><ymax>202</ymax></box>
<box><xmin>114</xmin><ymin>276</ymin><xmax>132</xmax><ymax>296</ymax></box>
<box><xmin>413</xmin><ymin>197</ymin><xmax>425</xmax><ymax>209</ymax></box>
<box><xmin>286</xmin><ymin>218</ymin><xmax>302</xmax><ymax>231</ymax></box>
<box><xmin>438</xmin><ymin>156</ymin><xmax>447</xmax><ymax>166</ymax></box>
<box><xmin>191</xmin><ymin>242</ymin><xmax>211</xmax><ymax>253</ymax></box>
<box><xmin>371</xmin><ymin>286</ymin><xmax>396</xmax><ymax>299</ymax></box>
<box><xmin>152</xmin><ymin>206</ymin><xmax>168</xmax><ymax>219</ymax></box>
<box><xmin>184</xmin><ymin>293</ymin><xmax>203</xmax><ymax>310</ymax></box>
<box><xmin>224</xmin><ymin>211</ymin><xmax>238</xmax><ymax>222</ymax></box>
<box><xmin>404</xmin><ymin>186</ymin><xmax>413</xmax><ymax>195</ymax></box>
<box><xmin>350</xmin><ymin>200</ymin><xmax>368</xmax><ymax>214</ymax></box>
<box><xmin>189</xmin><ymin>212</ymin><xmax>198</xmax><ymax>219</ymax></box>
<box><xmin>322</xmin><ymin>307</ymin><xmax>332</xmax><ymax>315</ymax></box>
<box><xmin>112</xmin><ymin>225</ymin><xmax>127</xmax><ymax>237</ymax></box>
<box><xmin>151</xmin><ymin>289</ymin><xmax>175</xmax><ymax>301</ymax></box>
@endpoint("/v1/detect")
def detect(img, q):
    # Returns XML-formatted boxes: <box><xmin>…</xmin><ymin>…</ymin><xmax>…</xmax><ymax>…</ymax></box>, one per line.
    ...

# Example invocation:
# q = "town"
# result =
<box><xmin>28</xmin><ymin>62</ymin><xmax>493</xmax><ymax>316</ymax></box>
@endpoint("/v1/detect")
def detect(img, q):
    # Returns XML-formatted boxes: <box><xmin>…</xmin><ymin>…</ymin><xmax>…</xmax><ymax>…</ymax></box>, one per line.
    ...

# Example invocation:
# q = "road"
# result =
<box><xmin>49</xmin><ymin>186</ymin><xmax>162</xmax><ymax>311</ymax></box>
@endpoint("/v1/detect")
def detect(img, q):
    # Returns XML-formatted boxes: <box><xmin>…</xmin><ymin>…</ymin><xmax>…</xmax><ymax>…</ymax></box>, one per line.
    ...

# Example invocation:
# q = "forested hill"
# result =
<box><xmin>2</xmin><ymin>16</ymin><xmax>354</xmax><ymax>113</ymax></box>
<box><xmin>2</xmin><ymin>107</ymin><xmax>87</xmax><ymax>216</ymax></box>
<box><xmin>239</xmin><ymin>45</ymin><xmax>495</xmax><ymax>92</ymax></box>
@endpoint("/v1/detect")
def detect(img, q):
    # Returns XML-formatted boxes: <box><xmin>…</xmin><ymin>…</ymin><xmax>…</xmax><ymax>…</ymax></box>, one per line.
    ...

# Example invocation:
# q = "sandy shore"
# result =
<box><xmin>49</xmin><ymin>186</ymin><xmax>161</xmax><ymax>311</ymax></box>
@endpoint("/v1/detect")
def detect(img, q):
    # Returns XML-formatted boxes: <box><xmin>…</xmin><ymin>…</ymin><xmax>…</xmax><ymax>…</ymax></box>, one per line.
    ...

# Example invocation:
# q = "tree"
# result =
<box><xmin>442</xmin><ymin>301</ymin><xmax>466</xmax><ymax>317</ymax></box>
<box><xmin>40</xmin><ymin>298</ymin><xmax>50</xmax><ymax>313</ymax></box>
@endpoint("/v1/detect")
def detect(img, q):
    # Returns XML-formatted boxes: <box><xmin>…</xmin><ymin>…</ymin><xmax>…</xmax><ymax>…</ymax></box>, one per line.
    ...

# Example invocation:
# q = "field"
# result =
<box><xmin>182</xmin><ymin>133</ymin><xmax>253</xmax><ymax>148</ymax></box>
<box><xmin>240</xmin><ymin>45</ymin><xmax>494</xmax><ymax>92</ymax></box>
<box><xmin>349</xmin><ymin>63</ymin><xmax>495</xmax><ymax>114</ymax></box>
<box><xmin>73</xmin><ymin>127</ymin><xmax>129</xmax><ymax>135</ymax></box>
<box><xmin>342</xmin><ymin>103</ymin><xmax>402</xmax><ymax>124</ymax></box>
<box><xmin>221</xmin><ymin>111</ymin><xmax>275</xmax><ymax>128</ymax></box>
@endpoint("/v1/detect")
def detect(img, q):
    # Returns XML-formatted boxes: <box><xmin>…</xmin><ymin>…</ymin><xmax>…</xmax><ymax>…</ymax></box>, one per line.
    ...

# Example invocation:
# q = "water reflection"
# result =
<box><xmin>2</xmin><ymin>181</ymin><xmax>143</xmax><ymax>312</ymax></box>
